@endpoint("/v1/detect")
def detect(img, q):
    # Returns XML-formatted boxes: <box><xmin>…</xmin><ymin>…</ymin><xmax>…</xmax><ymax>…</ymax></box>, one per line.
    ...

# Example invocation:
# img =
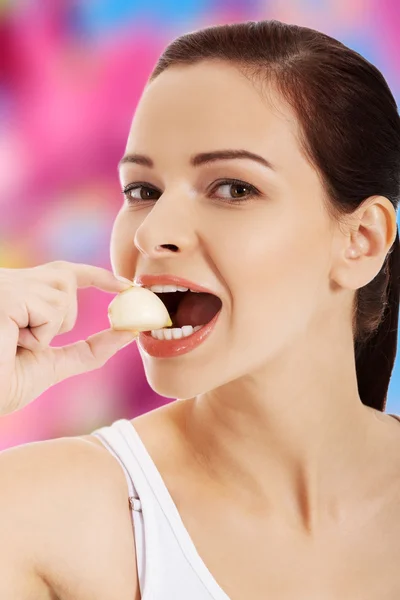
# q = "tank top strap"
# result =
<box><xmin>92</xmin><ymin>425</ymin><xmax>140</xmax><ymax>502</ymax></box>
<box><xmin>92</xmin><ymin>419</ymin><xmax>155</xmax><ymax>597</ymax></box>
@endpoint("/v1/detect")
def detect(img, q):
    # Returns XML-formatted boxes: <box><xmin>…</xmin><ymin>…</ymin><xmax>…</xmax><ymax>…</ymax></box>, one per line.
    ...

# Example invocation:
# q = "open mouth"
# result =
<box><xmin>149</xmin><ymin>287</ymin><xmax>222</xmax><ymax>340</ymax></box>
<box><xmin>134</xmin><ymin>277</ymin><xmax>223</xmax><ymax>355</ymax></box>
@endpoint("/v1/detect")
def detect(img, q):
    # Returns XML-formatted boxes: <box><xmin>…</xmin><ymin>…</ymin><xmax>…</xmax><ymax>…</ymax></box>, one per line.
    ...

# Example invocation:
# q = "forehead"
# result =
<box><xmin>126</xmin><ymin>61</ymin><xmax>302</xmax><ymax>169</ymax></box>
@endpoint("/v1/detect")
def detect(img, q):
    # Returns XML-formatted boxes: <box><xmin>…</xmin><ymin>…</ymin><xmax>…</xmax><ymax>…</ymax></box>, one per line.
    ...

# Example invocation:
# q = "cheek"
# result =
<box><xmin>110</xmin><ymin>210</ymin><xmax>140</xmax><ymax>279</ymax></box>
<box><xmin>222</xmin><ymin>217</ymin><xmax>330</xmax><ymax>338</ymax></box>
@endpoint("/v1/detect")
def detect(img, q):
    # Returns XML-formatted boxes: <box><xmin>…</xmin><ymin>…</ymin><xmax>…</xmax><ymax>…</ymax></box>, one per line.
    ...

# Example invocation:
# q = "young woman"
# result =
<box><xmin>1</xmin><ymin>19</ymin><xmax>400</xmax><ymax>600</ymax></box>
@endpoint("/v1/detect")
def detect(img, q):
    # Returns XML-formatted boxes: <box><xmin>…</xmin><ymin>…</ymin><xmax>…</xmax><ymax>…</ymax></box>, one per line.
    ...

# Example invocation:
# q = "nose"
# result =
<box><xmin>134</xmin><ymin>190</ymin><xmax>197</xmax><ymax>259</ymax></box>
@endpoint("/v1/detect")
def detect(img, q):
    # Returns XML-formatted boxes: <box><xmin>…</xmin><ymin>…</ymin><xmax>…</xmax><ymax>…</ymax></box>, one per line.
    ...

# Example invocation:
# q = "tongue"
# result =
<box><xmin>174</xmin><ymin>293</ymin><xmax>221</xmax><ymax>328</ymax></box>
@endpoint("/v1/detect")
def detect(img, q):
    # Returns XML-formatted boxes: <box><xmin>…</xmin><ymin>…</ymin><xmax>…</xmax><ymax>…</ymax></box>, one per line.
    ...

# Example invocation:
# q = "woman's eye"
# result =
<box><xmin>216</xmin><ymin>183</ymin><xmax>249</xmax><ymax>199</ymax></box>
<box><xmin>211</xmin><ymin>180</ymin><xmax>259</xmax><ymax>202</ymax></box>
<box><xmin>122</xmin><ymin>184</ymin><xmax>161</xmax><ymax>203</ymax></box>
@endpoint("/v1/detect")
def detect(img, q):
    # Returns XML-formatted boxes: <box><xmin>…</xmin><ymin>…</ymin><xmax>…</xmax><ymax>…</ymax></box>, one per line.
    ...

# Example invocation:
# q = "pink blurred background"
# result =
<box><xmin>1</xmin><ymin>0</ymin><xmax>399</xmax><ymax>449</ymax></box>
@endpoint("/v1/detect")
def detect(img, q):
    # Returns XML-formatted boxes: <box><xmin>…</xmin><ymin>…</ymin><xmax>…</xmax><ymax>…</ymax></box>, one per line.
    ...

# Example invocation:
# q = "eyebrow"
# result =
<box><xmin>118</xmin><ymin>149</ymin><xmax>276</xmax><ymax>171</ymax></box>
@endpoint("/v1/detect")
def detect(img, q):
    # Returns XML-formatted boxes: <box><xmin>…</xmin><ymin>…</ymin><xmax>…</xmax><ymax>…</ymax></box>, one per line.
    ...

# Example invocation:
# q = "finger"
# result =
<box><xmin>0</xmin><ymin>312</ymin><xmax>19</xmax><ymax>382</ymax></box>
<box><xmin>47</xmin><ymin>261</ymin><xmax>134</xmax><ymax>294</ymax></box>
<box><xmin>57</xmin><ymin>292</ymin><xmax>77</xmax><ymax>334</ymax></box>
<box><xmin>17</xmin><ymin>316</ymin><xmax>64</xmax><ymax>350</ymax></box>
<box><xmin>0</xmin><ymin>314</ymin><xmax>21</xmax><ymax>415</ymax></box>
<box><xmin>36</xmin><ymin>285</ymin><xmax>78</xmax><ymax>335</ymax></box>
<box><xmin>17</xmin><ymin>298</ymin><xmax>64</xmax><ymax>351</ymax></box>
<box><xmin>49</xmin><ymin>328</ymin><xmax>139</xmax><ymax>384</ymax></box>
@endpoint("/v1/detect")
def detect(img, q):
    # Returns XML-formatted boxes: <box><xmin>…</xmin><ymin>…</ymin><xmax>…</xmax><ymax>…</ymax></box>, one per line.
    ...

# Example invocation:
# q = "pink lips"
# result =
<box><xmin>134</xmin><ymin>273</ymin><xmax>222</xmax><ymax>358</ymax></box>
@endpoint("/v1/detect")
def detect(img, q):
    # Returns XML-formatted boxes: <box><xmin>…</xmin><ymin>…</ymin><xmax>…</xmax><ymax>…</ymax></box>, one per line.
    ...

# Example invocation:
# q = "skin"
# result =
<box><xmin>1</xmin><ymin>59</ymin><xmax>400</xmax><ymax>599</ymax></box>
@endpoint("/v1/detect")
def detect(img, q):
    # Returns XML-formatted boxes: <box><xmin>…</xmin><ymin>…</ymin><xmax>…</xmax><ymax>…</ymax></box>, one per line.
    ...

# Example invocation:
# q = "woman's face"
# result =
<box><xmin>111</xmin><ymin>60</ymin><xmax>336</xmax><ymax>399</ymax></box>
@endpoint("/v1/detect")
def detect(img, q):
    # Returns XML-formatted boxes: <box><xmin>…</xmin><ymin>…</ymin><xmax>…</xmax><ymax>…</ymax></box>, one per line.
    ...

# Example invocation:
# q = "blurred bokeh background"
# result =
<box><xmin>0</xmin><ymin>0</ymin><xmax>399</xmax><ymax>449</ymax></box>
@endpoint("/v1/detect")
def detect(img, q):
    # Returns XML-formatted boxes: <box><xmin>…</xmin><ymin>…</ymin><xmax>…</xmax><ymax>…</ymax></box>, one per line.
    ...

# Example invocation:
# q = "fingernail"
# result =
<box><xmin>115</xmin><ymin>275</ymin><xmax>134</xmax><ymax>288</ymax></box>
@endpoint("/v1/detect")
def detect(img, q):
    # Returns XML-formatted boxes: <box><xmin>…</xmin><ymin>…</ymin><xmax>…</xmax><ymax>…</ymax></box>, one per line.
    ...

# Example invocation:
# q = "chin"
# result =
<box><xmin>140</xmin><ymin>352</ymin><xmax>217</xmax><ymax>400</ymax></box>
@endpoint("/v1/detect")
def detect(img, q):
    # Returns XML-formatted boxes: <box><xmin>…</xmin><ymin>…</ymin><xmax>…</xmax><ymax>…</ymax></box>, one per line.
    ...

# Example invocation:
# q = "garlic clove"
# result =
<box><xmin>108</xmin><ymin>285</ymin><xmax>172</xmax><ymax>332</ymax></box>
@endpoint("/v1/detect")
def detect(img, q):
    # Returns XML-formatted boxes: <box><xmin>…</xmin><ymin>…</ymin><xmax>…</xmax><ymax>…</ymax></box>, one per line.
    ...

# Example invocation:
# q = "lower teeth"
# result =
<box><xmin>151</xmin><ymin>324</ymin><xmax>204</xmax><ymax>340</ymax></box>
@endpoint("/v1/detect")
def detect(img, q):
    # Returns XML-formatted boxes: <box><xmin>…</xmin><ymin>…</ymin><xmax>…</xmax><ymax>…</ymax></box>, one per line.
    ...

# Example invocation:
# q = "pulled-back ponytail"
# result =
<box><xmin>355</xmin><ymin>228</ymin><xmax>400</xmax><ymax>411</ymax></box>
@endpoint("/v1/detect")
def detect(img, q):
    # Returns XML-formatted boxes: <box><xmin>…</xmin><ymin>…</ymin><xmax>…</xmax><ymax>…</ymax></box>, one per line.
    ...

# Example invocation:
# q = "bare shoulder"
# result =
<box><xmin>0</xmin><ymin>434</ymin><xmax>139</xmax><ymax>600</ymax></box>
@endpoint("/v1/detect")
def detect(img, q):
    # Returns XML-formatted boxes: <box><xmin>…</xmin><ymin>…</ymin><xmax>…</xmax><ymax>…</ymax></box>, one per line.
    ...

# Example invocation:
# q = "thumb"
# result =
<box><xmin>50</xmin><ymin>328</ymin><xmax>139</xmax><ymax>384</ymax></box>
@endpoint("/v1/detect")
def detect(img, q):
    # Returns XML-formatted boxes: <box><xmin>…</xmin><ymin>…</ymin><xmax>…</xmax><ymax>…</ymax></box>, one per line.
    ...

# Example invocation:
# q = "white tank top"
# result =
<box><xmin>91</xmin><ymin>418</ymin><xmax>231</xmax><ymax>600</ymax></box>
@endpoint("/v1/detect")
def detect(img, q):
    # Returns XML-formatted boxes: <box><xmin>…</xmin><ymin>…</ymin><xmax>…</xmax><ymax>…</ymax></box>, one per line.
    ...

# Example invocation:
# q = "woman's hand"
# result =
<box><xmin>0</xmin><ymin>261</ymin><xmax>137</xmax><ymax>416</ymax></box>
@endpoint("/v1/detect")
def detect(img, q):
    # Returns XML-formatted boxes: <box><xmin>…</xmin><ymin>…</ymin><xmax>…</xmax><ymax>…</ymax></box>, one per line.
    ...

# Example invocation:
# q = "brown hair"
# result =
<box><xmin>150</xmin><ymin>20</ymin><xmax>400</xmax><ymax>412</ymax></box>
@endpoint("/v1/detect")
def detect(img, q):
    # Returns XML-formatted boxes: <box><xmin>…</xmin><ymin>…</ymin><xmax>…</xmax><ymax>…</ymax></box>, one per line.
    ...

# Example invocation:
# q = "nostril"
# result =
<box><xmin>157</xmin><ymin>244</ymin><xmax>179</xmax><ymax>252</ymax></box>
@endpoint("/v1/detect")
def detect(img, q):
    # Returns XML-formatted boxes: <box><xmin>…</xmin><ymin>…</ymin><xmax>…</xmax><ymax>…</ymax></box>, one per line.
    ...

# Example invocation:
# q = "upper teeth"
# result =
<box><xmin>147</xmin><ymin>284</ymin><xmax>197</xmax><ymax>293</ymax></box>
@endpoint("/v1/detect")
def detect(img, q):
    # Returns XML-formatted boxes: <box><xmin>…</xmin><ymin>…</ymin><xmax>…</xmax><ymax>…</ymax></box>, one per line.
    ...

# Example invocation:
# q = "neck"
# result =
<box><xmin>182</xmin><ymin>334</ymin><xmax>394</xmax><ymax>536</ymax></box>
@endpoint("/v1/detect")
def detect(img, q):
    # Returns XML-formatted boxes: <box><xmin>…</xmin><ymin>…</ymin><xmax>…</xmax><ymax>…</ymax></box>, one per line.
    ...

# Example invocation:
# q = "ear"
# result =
<box><xmin>331</xmin><ymin>196</ymin><xmax>397</xmax><ymax>291</ymax></box>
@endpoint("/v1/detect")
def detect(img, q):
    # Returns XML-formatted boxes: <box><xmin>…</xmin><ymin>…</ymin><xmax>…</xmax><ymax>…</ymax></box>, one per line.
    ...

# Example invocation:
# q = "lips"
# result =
<box><xmin>133</xmin><ymin>273</ymin><xmax>222</xmax><ymax>358</ymax></box>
